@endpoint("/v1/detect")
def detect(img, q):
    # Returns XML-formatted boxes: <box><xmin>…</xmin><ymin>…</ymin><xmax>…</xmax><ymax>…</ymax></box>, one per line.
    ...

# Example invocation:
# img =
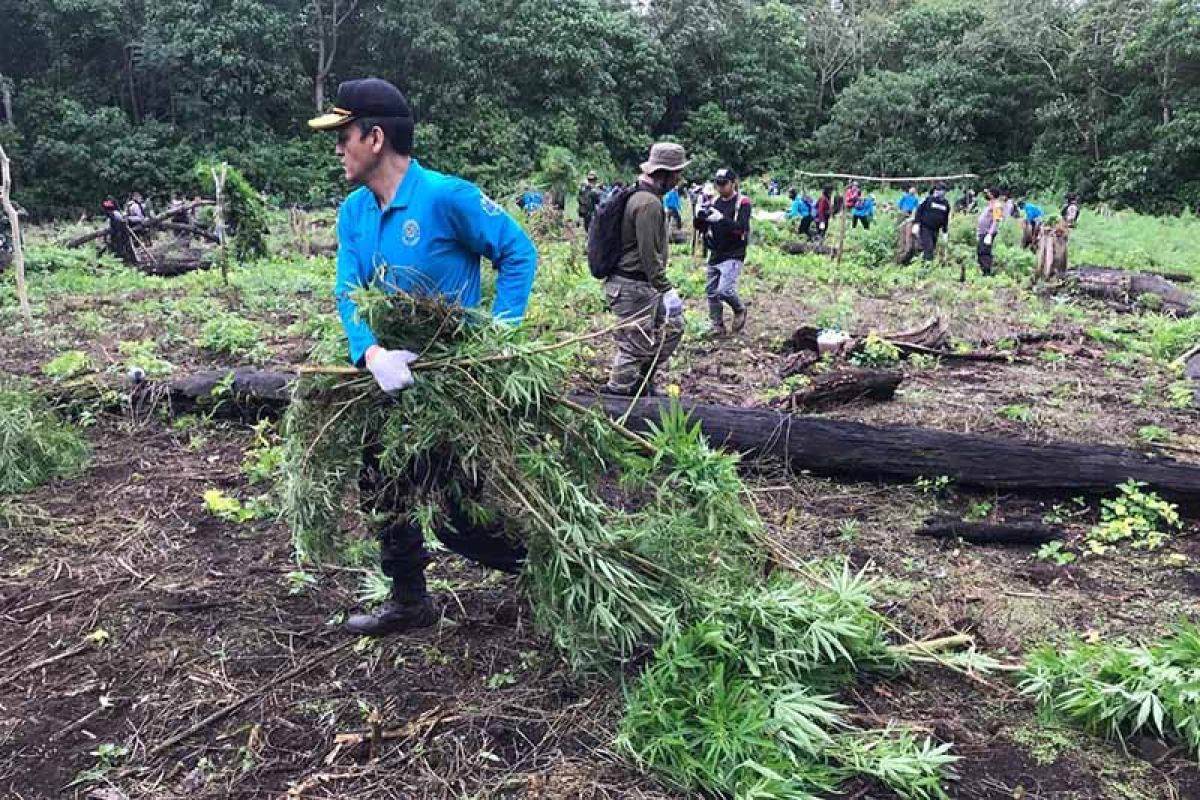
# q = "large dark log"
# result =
<box><xmin>782</xmin><ymin>241</ymin><xmax>836</xmax><ymax>256</ymax></box>
<box><xmin>64</xmin><ymin>199</ymin><xmax>210</xmax><ymax>248</ymax></box>
<box><xmin>1070</xmin><ymin>266</ymin><xmax>1195</xmax><ymax>316</ymax></box>
<box><xmin>895</xmin><ymin>218</ymin><xmax>918</xmax><ymax>265</ymax></box>
<box><xmin>583</xmin><ymin>395</ymin><xmax>1200</xmax><ymax>501</ymax></box>
<box><xmin>63</xmin><ymin>369</ymin><xmax>1200</xmax><ymax>502</ymax></box>
<box><xmin>159</xmin><ymin>222</ymin><xmax>221</xmax><ymax>243</ymax></box>
<box><xmin>783</xmin><ymin>368</ymin><xmax>902</xmax><ymax>411</ymax></box>
<box><xmin>916</xmin><ymin>517</ymin><xmax>1062</xmax><ymax>546</ymax></box>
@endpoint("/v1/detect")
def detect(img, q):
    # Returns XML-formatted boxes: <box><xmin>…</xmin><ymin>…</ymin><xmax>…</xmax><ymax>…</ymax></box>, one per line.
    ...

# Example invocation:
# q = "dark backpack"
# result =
<box><xmin>587</xmin><ymin>185</ymin><xmax>649</xmax><ymax>279</ymax></box>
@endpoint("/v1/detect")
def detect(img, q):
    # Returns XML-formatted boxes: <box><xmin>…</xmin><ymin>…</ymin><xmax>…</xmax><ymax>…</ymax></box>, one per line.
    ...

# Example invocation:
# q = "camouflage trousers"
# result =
<box><xmin>603</xmin><ymin>275</ymin><xmax>683</xmax><ymax>394</ymax></box>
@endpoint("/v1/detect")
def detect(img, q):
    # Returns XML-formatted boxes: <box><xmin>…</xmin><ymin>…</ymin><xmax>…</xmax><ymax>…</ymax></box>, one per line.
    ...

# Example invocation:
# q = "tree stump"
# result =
<box><xmin>895</xmin><ymin>218</ymin><xmax>918</xmax><ymax>265</ymax></box>
<box><xmin>1036</xmin><ymin>224</ymin><xmax>1069</xmax><ymax>282</ymax></box>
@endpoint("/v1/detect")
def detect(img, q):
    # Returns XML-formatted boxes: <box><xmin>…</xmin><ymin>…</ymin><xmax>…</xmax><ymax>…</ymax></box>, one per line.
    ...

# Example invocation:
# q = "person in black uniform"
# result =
<box><xmin>914</xmin><ymin>184</ymin><xmax>951</xmax><ymax>261</ymax></box>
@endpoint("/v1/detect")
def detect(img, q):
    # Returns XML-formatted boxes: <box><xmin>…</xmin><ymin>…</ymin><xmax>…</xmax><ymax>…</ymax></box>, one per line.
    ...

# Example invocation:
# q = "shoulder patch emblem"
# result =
<box><xmin>480</xmin><ymin>194</ymin><xmax>503</xmax><ymax>216</ymax></box>
<box><xmin>402</xmin><ymin>218</ymin><xmax>421</xmax><ymax>246</ymax></box>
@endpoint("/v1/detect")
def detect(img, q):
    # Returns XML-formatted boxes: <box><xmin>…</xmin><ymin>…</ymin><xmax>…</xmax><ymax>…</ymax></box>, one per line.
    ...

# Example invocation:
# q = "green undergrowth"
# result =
<box><xmin>1020</xmin><ymin>622</ymin><xmax>1200</xmax><ymax>757</ymax></box>
<box><xmin>0</xmin><ymin>381</ymin><xmax>91</xmax><ymax>496</ymax></box>
<box><xmin>281</xmin><ymin>290</ymin><xmax>959</xmax><ymax>798</ymax></box>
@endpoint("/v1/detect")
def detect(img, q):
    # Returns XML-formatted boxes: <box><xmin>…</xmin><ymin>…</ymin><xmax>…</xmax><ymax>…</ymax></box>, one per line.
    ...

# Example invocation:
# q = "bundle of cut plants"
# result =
<box><xmin>282</xmin><ymin>289</ymin><xmax>963</xmax><ymax>798</ymax></box>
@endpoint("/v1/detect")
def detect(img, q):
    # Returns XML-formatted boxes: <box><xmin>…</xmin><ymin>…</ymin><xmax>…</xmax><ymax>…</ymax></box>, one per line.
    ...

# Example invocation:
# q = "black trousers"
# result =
<box><xmin>976</xmin><ymin>235</ymin><xmax>994</xmax><ymax>275</ymax></box>
<box><xmin>359</xmin><ymin>445</ymin><xmax>525</xmax><ymax>599</ymax></box>
<box><xmin>798</xmin><ymin>215</ymin><xmax>814</xmax><ymax>238</ymax></box>
<box><xmin>852</xmin><ymin>215</ymin><xmax>871</xmax><ymax>229</ymax></box>
<box><xmin>919</xmin><ymin>227</ymin><xmax>939</xmax><ymax>260</ymax></box>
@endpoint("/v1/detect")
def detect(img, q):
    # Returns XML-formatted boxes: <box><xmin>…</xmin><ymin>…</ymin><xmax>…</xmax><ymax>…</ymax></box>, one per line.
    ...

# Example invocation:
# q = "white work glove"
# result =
<box><xmin>365</xmin><ymin>348</ymin><xmax>418</xmax><ymax>393</ymax></box>
<box><xmin>911</xmin><ymin>223</ymin><xmax>920</xmax><ymax>235</ymax></box>
<box><xmin>704</xmin><ymin>207</ymin><xmax>724</xmax><ymax>223</ymax></box>
<box><xmin>983</xmin><ymin>234</ymin><xmax>994</xmax><ymax>246</ymax></box>
<box><xmin>662</xmin><ymin>289</ymin><xmax>684</xmax><ymax>318</ymax></box>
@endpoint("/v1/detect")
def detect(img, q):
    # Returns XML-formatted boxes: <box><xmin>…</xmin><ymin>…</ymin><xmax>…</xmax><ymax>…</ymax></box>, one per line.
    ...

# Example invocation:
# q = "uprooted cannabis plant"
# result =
<box><xmin>0</xmin><ymin>380</ymin><xmax>91</xmax><ymax>496</ymax></box>
<box><xmin>1020</xmin><ymin>622</ymin><xmax>1200</xmax><ymax>757</ymax></box>
<box><xmin>281</xmin><ymin>289</ymin><xmax>960</xmax><ymax>798</ymax></box>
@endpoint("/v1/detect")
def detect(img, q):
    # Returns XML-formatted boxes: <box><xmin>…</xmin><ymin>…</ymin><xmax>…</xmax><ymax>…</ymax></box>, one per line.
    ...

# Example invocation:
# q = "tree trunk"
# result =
<box><xmin>0</xmin><ymin>80</ymin><xmax>12</xmax><ymax>125</ymax></box>
<box><xmin>781</xmin><ymin>368</ymin><xmax>902</xmax><ymax>411</ymax></box>
<box><xmin>65</xmin><ymin>199</ymin><xmax>209</xmax><ymax>247</ymax></box>
<box><xmin>583</xmin><ymin>395</ymin><xmax>1200</xmax><ymax>502</ymax></box>
<box><xmin>1036</xmin><ymin>224</ymin><xmax>1068</xmax><ymax>282</ymax></box>
<box><xmin>895</xmin><ymin>218</ymin><xmax>917</xmax><ymax>264</ymax></box>
<box><xmin>1069</xmin><ymin>266</ymin><xmax>1194</xmax><ymax>316</ymax></box>
<box><xmin>0</xmin><ymin>143</ymin><xmax>31</xmax><ymax>325</ymax></box>
<box><xmin>916</xmin><ymin>517</ymin><xmax>1062</xmax><ymax>546</ymax></box>
<box><xmin>64</xmin><ymin>370</ymin><xmax>1200</xmax><ymax>503</ymax></box>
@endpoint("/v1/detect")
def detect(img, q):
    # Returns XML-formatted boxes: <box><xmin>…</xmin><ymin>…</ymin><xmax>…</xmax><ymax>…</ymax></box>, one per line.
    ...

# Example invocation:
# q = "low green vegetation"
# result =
<box><xmin>281</xmin><ymin>293</ymin><xmax>961</xmax><ymax>797</ymax></box>
<box><xmin>1086</xmin><ymin>480</ymin><xmax>1180</xmax><ymax>554</ymax></box>
<box><xmin>1020</xmin><ymin>623</ymin><xmax>1200</xmax><ymax>757</ymax></box>
<box><xmin>0</xmin><ymin>383</ymin><xmax>91</xmax><ymax>496</ymax></box>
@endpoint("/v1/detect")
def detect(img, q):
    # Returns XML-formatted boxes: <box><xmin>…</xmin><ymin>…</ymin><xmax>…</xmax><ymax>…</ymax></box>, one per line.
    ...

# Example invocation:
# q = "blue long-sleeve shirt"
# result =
<box><xmin>787</xmin><ymin>197</ymin><xmax>813</xmax><ymax>219</ymax></box>
<box><xmin>335</xmin><ymin>159</ymin><xmax>538</xmax><ymax>365</ymax></box>
<box><xmin>898</xmin><ymin>193</ymin><xmax>919</xmax><ymax>214</ymax></box>
<box><xmin>663</xmin><ymin>189</ymin><xmax>682</xmax><ymax>212</ymax></box>
<box><xmin>1023</xmin><ymin>203</ymin><xmax>1044</xmax><ymax>223</ymax></box>
<box><xmin>852</xmin><ymin>197</ymin><xmax>876</xmax><ymax>218</ymax></box>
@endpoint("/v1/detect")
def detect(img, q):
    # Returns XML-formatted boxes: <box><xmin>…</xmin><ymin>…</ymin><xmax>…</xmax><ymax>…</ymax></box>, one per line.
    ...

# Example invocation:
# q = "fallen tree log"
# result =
<box><xmin>64</xmin><ymin>369</ymin><xmax>1200</xmax><ymax>502</ymax></box>
<box><xmin>64</xmin><ymin>199</ymin><xmax>210</xmax><ymax>248</ymax></box>
<box><xmin>916</xmin><ymin>517</ymin><xmax>1062</xmax><ymax>546</ymax></box>
<box><xmin>1069</xmin><ymin>266</ymin><xmax>1195</xmax><ymax>316</ymax></box>
<box><xmin>781</xmin><ymin>368</ymin><xmax>902</xmax><ymax>411</ymax></box>
<box><xmin>783</xmin><ymin>317</ymin><xmax>950</xmax><ymax>356</ymax></box>
<box><xmin>583</xmin><ymin>395</ymin><xmax>1200</xmax><ymax>502</ymax></box>
<box><xmin>158</xmin><ymin>222</ymin><xmax>220</xmax><ymax>243</ymax></box>
<box><xmin>781</xmin><ymin>241</ymin><xmax>837</xmax><ymax>256</ymax></box>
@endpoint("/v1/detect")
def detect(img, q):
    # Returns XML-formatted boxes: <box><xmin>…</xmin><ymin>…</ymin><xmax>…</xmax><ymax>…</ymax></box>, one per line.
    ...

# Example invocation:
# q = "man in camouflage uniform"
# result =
<box><xmin>601</xmin><ymin>142</ymin><xmax>689</xmax><ymax>396</ymax></box>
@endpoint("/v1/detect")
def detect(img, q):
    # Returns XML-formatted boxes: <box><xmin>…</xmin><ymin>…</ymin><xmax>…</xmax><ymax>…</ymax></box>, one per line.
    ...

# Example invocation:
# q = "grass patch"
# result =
<box><xmin>0</xmin><ymin>382</ymin><xmax>90</xmax><ymax>495</ymax></box>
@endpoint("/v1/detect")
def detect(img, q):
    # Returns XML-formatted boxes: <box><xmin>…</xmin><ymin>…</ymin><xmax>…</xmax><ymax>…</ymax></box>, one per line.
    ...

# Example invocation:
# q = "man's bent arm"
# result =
<box><xmin>446</xmin><ymin>182</ymin><xmax>538</xmax><ymax>323</ymax></box>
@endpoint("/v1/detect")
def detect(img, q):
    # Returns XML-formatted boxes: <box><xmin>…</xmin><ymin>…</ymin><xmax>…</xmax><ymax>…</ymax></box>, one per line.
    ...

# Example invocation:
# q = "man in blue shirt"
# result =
<box><xmin>663</xmin><ymin>187</ymin><xmax>684</xmax><ymax>232</ymax></box>
<box><xmin>852</xmin><ymin>193</ymin><xmax>877</xmax><ymax>229</ymax></box>
<box><xmin>786</xmin><ymin>189</ymin><xmax>816</xmax><ymax>238</ymax></box>
<box><xmin>309</xmin><ymin>78</ymin><xmax>537</xmax><ymax>636</ymax></box>
<box><xmin>897</xmin><ymin>185</ymin><xmax>919</xmax><ymax>216</ymax></box>
<box><xmin>518</xmin><ymin>188</ymin><xmax>544</xmax><ymax>218</ymax></box>
<box><xmin>1017</xmin><ymin>199</ymin><xmax>1044</xmax><ymax>250</ymax></box>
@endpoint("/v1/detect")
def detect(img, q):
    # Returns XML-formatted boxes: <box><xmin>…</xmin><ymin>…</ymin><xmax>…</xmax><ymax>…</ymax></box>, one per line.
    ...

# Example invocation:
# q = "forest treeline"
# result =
<box><xmin>1</xmin><ymin>0</ymin><xmax>1197</xmax><ymax>216</ymax></box>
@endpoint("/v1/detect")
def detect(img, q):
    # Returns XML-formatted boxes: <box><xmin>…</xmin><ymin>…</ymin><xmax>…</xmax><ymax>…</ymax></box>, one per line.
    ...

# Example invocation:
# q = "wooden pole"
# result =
<box><xmin>211</xmin><ymin>164</ymin><xmax>228</xmax><ymax>286</ymax></box>
<box><xmin>0</xmin><ymin>143</ymin><xmax>31</xmax><ymax>325</ymax></box>
<box><xmin>798</xmin><ymin>171</ymin><xmax>978</xmax><ymax>184</ymax></box>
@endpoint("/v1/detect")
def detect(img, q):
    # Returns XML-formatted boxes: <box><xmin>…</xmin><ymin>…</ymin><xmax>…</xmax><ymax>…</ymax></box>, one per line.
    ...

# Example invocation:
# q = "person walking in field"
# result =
<box><xmin>1017</xmin><ymin>199</ymin><xmax>1044</xmax><ymax>249</ymax></box>
<box><xmin>852</xmin><ymin>192</ymin><xmax>876</xmax><ymax>229</ymax></box>
<box><xmin>914</xmin><ymin>184</ymin><xmax>951</xmax><ymax>261</ymax></box>
<box><xmin>787</xmin><ymin>188</ymin><xmax>815</xmax><ymax>238</ymax></box>
<box><xmin>577</xmin><ymin>171</ymin><xmax>602</xmax><ymax>234</ymax></box>
<box><xmin>814</xmin><ymin>185</ymin><xmax>834</xmax><ymax>239</ymax></box>
<box><xmin>694</xmin><ymin>167</ymin><xmax>751</xmax><ymax>337</ymax></box>
<box><xmin>599</xmin><ymin>142</ymin><xmax>689</xmax><ymax>396</ymax></box>
<box><xmin>663</xmin><ymin>185</ymin><xmax>684</xmax><ymax>233</ymax></box>
<box><xmin>897</xmin><ymin>185</ymin><xmax>919</xmax><ymax>217</ymax></box>
<box><xmin>308</xmin><ymin>77</ymin><xmax>538</xmax><ymax>636</ymax></box>
<box><xmin>1062</xmin><ymin>192</ymin><xmax>1081</xmax><ymax>228</ymax></box>
<box><xmin>976</xmin><ymin>187</ymin><xmax>1005</xmax><ymax>276</ymax></box>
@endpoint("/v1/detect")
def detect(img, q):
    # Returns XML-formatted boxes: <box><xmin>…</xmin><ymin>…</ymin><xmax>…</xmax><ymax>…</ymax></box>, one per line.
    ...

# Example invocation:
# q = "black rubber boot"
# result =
<box><xmin>731</xmin><ymin>307</ymin><xmax>748</xmax><ymax>334</ymax></box>
<box><xmin>344</xmin><ymin>574</ymin><xmax>437</xmax><ymax>637</ymax></box>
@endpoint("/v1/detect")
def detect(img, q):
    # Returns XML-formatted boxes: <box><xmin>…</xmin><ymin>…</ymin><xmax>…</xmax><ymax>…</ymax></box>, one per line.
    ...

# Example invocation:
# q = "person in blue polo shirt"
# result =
<box><xmin>1017</xmin><ymin>199</ymin><xmax>1044</xmax><ymax>250</ymax></box>
<box><xmin>897</xmin><ymin>185</ymin><xmax>919</xmax><ymax>216</ymax></box>
<box><xmin>309</xmin><ymin>78</ymin><xmax>538</xmax><ymax>636</ymax></box>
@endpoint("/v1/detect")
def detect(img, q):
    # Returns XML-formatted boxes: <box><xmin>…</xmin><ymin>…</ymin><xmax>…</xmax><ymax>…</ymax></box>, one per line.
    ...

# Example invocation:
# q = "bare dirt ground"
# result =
<box><xmin>2</xmin><ymin>223</ymin><xmax>1198</xmax><ymax>798</ymax></box>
